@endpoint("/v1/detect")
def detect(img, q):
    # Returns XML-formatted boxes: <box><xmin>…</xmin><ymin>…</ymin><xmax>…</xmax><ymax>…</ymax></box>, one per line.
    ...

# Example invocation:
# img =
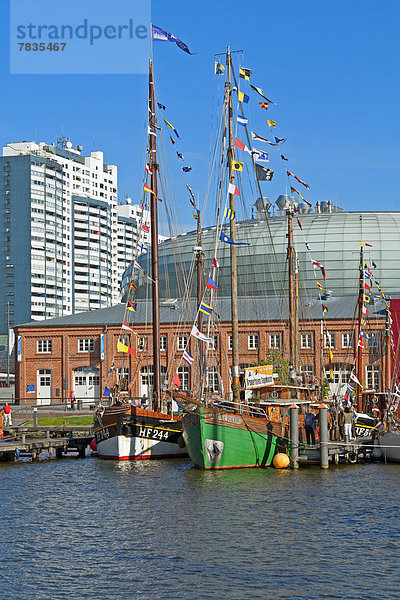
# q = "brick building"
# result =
<box><xmin>14</xmin><ymin>295</ymin><xmax>388</xmax><ymax>405</ymax></box>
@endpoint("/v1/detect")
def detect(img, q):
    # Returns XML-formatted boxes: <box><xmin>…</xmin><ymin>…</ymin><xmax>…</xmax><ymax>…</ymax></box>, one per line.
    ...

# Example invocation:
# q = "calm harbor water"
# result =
<box><xmin>1</xmin><ymin>456</ymin><xmax>400</xmax><ymax>600</ymax></box>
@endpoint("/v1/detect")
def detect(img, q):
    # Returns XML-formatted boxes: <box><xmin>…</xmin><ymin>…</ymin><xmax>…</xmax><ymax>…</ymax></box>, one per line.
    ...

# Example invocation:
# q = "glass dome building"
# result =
<box><xmin>121</xmin><ymin>200</ymin><xmax>400</xmax><ymax>302</ymax></box>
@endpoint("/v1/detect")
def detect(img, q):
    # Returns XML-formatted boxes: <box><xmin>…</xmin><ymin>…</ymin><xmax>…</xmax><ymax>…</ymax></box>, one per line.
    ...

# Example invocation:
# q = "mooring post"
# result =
<box><xmin>289</xmin><ymin>404</ymin><xmax>299</xmax><ymax>469</ymax></box>
<box><xmin>319</xmin><ymin>403</ymin><xmax>329</xmax><ymax>469</ymax></box>
<box><xmin>33</xmin><ymin>407</ymin><xmax>38</xmax><ymax>428</ymax></box>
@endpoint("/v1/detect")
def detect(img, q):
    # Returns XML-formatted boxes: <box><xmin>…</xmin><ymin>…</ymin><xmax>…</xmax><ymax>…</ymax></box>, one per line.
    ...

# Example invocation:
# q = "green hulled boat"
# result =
<box><xmin>182</xmin><ymin>403</ymin><xmax>287</xmax><ymax>469</ymax></box>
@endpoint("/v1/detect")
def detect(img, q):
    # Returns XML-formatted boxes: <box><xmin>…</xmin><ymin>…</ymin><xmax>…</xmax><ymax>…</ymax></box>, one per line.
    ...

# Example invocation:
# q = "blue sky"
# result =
<box><xmin>1</xmin><ymin>0</ymin><xmax>400</xmax><ymax>236</ymax></box>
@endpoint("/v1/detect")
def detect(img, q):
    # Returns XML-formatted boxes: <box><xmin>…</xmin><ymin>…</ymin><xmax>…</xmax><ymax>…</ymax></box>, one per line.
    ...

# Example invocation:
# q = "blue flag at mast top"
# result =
<box><xmin>151</xmin><ymin>25</ymin><xmax>195</xmax><ymax>55</ymax></box>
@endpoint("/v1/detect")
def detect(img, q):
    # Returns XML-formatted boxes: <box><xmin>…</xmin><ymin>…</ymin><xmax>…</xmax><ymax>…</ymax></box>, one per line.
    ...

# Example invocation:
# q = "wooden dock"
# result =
<box><xmin>297</xmin><ymin>436</ymin><xmax>376</xmax><ymax>466</ymax></box>
<box><xmin>0</xmin><ymin>425</ymin><xmax>94</xmax><ymax>462</ymax></box>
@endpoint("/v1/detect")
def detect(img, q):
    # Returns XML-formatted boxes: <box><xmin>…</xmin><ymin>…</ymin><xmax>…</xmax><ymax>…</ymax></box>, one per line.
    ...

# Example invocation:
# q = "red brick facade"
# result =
<box><xmin>15</xmin><ymin>316</ymin><xmax>386</xmax><ymax>404</ymax></box>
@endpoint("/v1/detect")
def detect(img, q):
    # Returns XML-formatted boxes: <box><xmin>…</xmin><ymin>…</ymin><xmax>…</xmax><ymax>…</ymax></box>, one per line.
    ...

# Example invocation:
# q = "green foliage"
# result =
<box><xmin>26</xmin><ymin>416</ymin><xmax>93</xmax><ymax>426</ymax></box>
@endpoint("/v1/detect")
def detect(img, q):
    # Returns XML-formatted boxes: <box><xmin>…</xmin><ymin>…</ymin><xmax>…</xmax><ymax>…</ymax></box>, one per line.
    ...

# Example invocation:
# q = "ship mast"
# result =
<box><xmin>385</xmin><ymin>307</ymin><xmax>391</xmax><ymax>393</ymax></box>
<box><xmin>287</xmin><ymin>206</ymin><xmax>296</xmax><ymax>373</ymax></box>
<box><xmin>148</xmin><ymin>59</ymin><xmax>161</xmax><ymax>412</ymax></box>
<box><xmin>226</xmin><ymin>47</ymin><xmax>240</xmax><ymax>404</ymax></box>
<box><xmin>356</xmin><ymin>245</ymin><xmax>364</xmax><ymax>412</ymax></box>
<box><xmin>195</xmin><ymin>209</ymin><xmax>204</xmax><ymax>388</ymax></box>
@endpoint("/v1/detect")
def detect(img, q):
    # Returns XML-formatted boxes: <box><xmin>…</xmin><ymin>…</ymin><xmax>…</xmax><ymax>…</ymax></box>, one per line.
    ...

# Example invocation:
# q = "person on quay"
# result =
<box><xmin>343</xmin><ymin>405</ymin><xmax>354</xmax><ymax>442</ymax></box>
<box><xmin>304</xmin><ymin>405</ymin><xmax>316</xmax><ymax>445</ymax></box>
<box><xmin>3</xmin><ymin>402</ymin><xmax>12</xmax><ymax>427</ymax></box>
<box><xmin>338</xmin><ymin>407</ymin><xmax>345</xmax><ymax>440</ymax></box>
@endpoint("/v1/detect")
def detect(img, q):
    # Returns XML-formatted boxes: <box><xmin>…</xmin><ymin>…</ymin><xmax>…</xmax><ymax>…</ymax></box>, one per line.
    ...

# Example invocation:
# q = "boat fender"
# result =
<box><xmin>371</xmin><ymin>447</ymin><xmax>383</xmax><ymax>460</ymax></box>
<box><xmin>348</xmin><ymin>451</ymin><xmax>357</xmax><ymax>464</ymax></box>
<box><xmin>177</xmin><ymin>435</ymin><xmax>186</xmax><ymax>448</ymax></box>
<box><xmin>273</xmin><ymin>453</ymin><xmax>290</xmax><ymax>469</ymax></box>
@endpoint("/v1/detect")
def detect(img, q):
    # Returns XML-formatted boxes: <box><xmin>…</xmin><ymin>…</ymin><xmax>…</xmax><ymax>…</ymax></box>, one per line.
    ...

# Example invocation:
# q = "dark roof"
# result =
<box><xmin>16</xmin><ymin>295</ymin><xmax>386</xmax><ymax>329</ymax></box>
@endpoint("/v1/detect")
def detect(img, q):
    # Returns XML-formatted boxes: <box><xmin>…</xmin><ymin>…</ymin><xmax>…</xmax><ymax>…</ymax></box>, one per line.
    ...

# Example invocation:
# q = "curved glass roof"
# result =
<box><xmin>121</xmin><ymin>211</ymin><xmax>400</xmax><ymax>301</ymax></box>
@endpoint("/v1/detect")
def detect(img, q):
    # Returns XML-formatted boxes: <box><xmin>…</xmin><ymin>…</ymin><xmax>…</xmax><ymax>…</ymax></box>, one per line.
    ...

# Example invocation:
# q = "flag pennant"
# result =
<box><xmin>215</xmin><ymin>61</ymin><xmax>225</xmax><ymax>75</ymax></box>
<box><xmin>234</xmin><ymin>137</ymin><xmax>247</xmax><ymax>152</ymax></box>
<box><xmin>287</xmin><ymin>171</ymin><xmax>310</xmax><ymax>190</ymax></box>
<box><xmin>176</xmin><ymin>152</ymin><xmax>184</xmax><ymax>160</ymax></box>
<box><xmin>259</xmin><ymin>102</ymin><xmax>269</xmax><ymax>110</ymax></box>
<box><xmin>145</xmin><ymin>164</ymin><xmax>153</xmax><ymax>174</ymax></box>
<box><xmin>360</xmin><ymin>240</ymin><xmax>372</xmax><ymax>247</ymax></box>
<box><xmin>228</xmin><ymin>182</ymin><xmax>240</xmax><ymax>196</ymax></box>
<box><xmin>206</xmin><ymin>277</ymin><xmax>218</xmax><ymax>291</ymax></box>
<box><xmin>362</xmin><ymin>305</ymin><xmax>370</xmax><ymax>316</ymax></box>
<box><xmin>239</xmin><ymin>67</ymin><xmax>252</xmax><ymax>80</ymax></box>
<box><xmin>134</xmin><ymin>261</ymin><xmax>144</xmax><ymax>272</ymax></box>
<box><xmin>237</xmin><ymin>115</ymin><xmax>248</xmax><ymax>126</ymax></box>
<box><xmin>364</xmin><ymin>282</ymin><xmax>371</xmax><ymax>291</ymax></box>
<box><xmin>157</xmin><ymin>102</ymin><xmax>166</xmax><ymax>110</ymax></box>
<box><xmin>251</xmin><ymin>131</ymin><xmax>270</xmax><ymax>143</ymax></box>
<box><xmin>255</xmin><ymin>164</ymin><xmax>274</xmax><ymax>181</ymax></box>
<box><xmin>122</xmin><ymin>321</ymin><xmax>137</xmax><ymax>334</ymax></box>
<box><xmin>312</xmin><ymin>261</ymin><xmax>326</xmax><ymax>281</ymax></box>
<box><xmin>317</xmin><ymin>282</ymin><xmax>324</xmax><ymax>291</ymax></box>
<box><xmin>305</xmin><ymin>241</ymin><xmax>311</xmax><ymax>251</ymax></box>
<box><xmin>364</xmin><ymin>294</ymin><xmax>371</xmax><ymax>304</ymax></box>
<box><xmin>182</xmin><ymin>349</ymin><xmax>194</xmax><ymax>366</ymax></box>
<box><xmin>358</xmin><ymin>339</ymin><xmax>364</xmax><ymax>348</ymax></box>
<box><xmin>193</xmin><ymin>212</ymin><xmax>198</xmax><ymax>219</ymax></box>
<box><xmin>170</xmin><ymin>135</ymin><xmax>176</xmax><ymax>145</ymax></box>
<box><xmin>117</xmin><ymin>341</ymin><xmax>137</xmax><ymax>357</ymax></box>
<box><xmin>213</xmin><ymin>257</ymin><xmax>219</xmax><ymax>268</ymax></box>
<box><xmin>127</xmin><ymin>301</ymin><xmax>137</xmax><ymax>312</ymax></box>
<box><xmin>250</xmin><ymin>85</ymin><xmax>276</xmax><ymax>104</ymax></box>
<box><xmin>281</xmin><ymin>154</ymin><xmax>288</xmax><ymax>161</ymax></box>
<box><xmin>103</xmin><ymin>386</ymin><xmax>111</xmax><ymax>397</ymax></box>
<box><xmin>172</xmin><ymin>373</ymin><xmax>182</xmax><ymax>388</ymax></box>
<box><xmin>291</xmin><ymin>186</ymin><xmax>311</xmax><ymax>206</ymax></box>
<box><xmin>199</xmin><ymin>302</ymin><xmax>213</xmax><ymax>316</ymax></box>
<box><xmin>164</xmin><ymin>119</ymin><xmax>180</xmax><ymax>139</ymax></box>
<box><xmin>297</xmin><ymin>218</ymin><xmax>302</xmax><ymax>230</ymax></box>
<box><xmin>109</xmin><ymin>362</ymin><xmax>116</xmax><ymax>372</ymax></box>
<box><xmin>232</xmin><ymin>161</ymin><xmax>244</xmax><ymax>172</ymax></box>
<box><xmin>182</xmin><ymin>166</ymin><xmax>192</xmax><ymax>173</ymax></box>
<box><xmin>252</xmin><ymin>148</ymin><xmax>269</xmax><ymax>162</ymax></box>
<box><xmin>267</xmin><ymin>119</ymin><xmax>276</xmax><ymax>128</ymax></box>
<box><xmin>141</xmin><ymin>224</ymin><xmax>149</xmax><ymax>232</ymax></box>
<box><xmin>372</xmin><ymin>260</ymin><xmax>377</xmax><ymax>269</ymax></box>
<box><xmin>224</xmin><ymin>207</ymin><xmax>235</xmax><ymax>220</ymax></box>
<box><xmin>360</xmin><ymin>331</ymin><xmax>369</xmax><ymax>340</ymax></box>
<box><xmin>238</xmin><ymin>91</ymin><xmax>250</xmax><ymax>103</ymax></box>
<box><xmin>191</xmin><ymin>325</ymin><xmax>214</xmax><ymax>345</ymax></box>
<box><xmin>219</xmin><ymin>231</ymin><xmax>250</xmax><ymax>246</ymax></box>
<box><xmin>144</xmin><ymin>183</ymin><xmax>162</xmax><ymax>202</ymax></box>
<box><xmin>274</xmin><ymin>137</ymin><xmax>286</xmax><ymax>144</ymax></box>
<box><xmin>350</xmin><ymin>372</ymin><xmax>363</xmax><ymax>388</ymax></box>
<box><xmin>151</xmin><ymin>25</ymin><xmax>194</xmax><ymax>55</ymax></box>
<box><xmin>322</xmin><ymin>304</ymin><xmax>328</xmax><ymax>313</ymax></box>
<box><xmin>130</xmin><ymin>282</ymin><xmax>137</xmax><ymax>290</ymax></box>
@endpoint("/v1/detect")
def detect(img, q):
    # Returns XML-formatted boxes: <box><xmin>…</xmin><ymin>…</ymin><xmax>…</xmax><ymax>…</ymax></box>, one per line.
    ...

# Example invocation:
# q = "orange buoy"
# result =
<box><xmin>273</xmin><ymin>453</ymin><xmax>290</xmax><ymax>469</ymax></box>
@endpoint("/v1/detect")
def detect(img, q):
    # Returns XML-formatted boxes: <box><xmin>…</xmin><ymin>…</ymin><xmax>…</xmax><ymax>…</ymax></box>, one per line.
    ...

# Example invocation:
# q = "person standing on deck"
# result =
<box><xmin>304</xmin><ymin>405</ymin><xmax>316</xmax><ymax>445</ymax></box>
<box><xmin>3</xmin><ymin>402</ymin><xmax>12</xmax><ymax>427</ymax></box>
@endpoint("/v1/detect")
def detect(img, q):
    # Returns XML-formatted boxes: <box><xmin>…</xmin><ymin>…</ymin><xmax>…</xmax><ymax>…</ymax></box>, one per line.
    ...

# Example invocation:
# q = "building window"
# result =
<box><xmin>160</xmin><ymin>336</ymin><xmax>167</xmax><ymax>351</ymax></box>
<box><xmin>368</xmin><ymin>332</ymin><xmax>380</xmax><ymax>348</ymax></box>
<box><xmin>301</xmin><ymin>334</ymin><xmax>312</xmax><ymax>349</ymax></box>
<box><xmin>248</xmin><ymin>335</ymin><xmax>259</xmax><ymax>350</ymax></box>
<box><xmin>138</xmin><ymin>336</ymin><xmax>147</xmax><ymax>351</ymax></box>
<box><xmin>325</xmin><ymin>363</ymin><xmax>350</xmax><ymax>384</ymax></box>
<box><xmin>300</xmin><ymin>364</ymin><xmax>314</xmax><ymax>377</ymax></box>
<box><xmin>117</xmin><ymin>367</ymin><xmax>129</xmax><ymax>390</ymax></box>
<box><xmin>37</xmin><ymin>339</ymin><xmax>52</xmax><ymax>353</ymax></box>
<box><xmin>207</xmin><ymin>366</ymin><xmax>219</xmax><ymax>394</ymax></box>
<box><xmin>270</xmin><ymin>334</ymin><xmax>280</xmax><ymax>349</ymax></box>
<box><xmin>78</xmin><ymin>338</ymin><xmax>94</xmax><ymax>352</ymax></box>
<box><xmin>342</xmin><ymin>333</ymin><xmax>354</xmax><ymax>348</ymax></box>
<box><xmin>177</xmin><ymin>336</ymin><xmax>187</xmax><ymax>351</ymax></box>
<box><xmin>324</xmin><ymin>333</ymin><xmax>335</xmax><ymax>348</ymax></box>
<box><xmin>228</xmin><ymin>335</ymin><xmax>233</xmax><ymax>350</ymax></box>
<box><xmin>366</xmin><ymin>364</ymin><xmax>380</xmax><ymax>389</ymax></box>
<box><xmin>88</xmin><ymin>375</ymin><xmax>100</xmax><ymax>386</ymax></box>
<box><xmin>177</xmin><ymin>366</ymin><xmax>190</xmax><ymax>391</ymax></box>
<box><xmin>140</xmin><ymin>365</ymin><xmax>153</xmax><ymax>387</ymax></box>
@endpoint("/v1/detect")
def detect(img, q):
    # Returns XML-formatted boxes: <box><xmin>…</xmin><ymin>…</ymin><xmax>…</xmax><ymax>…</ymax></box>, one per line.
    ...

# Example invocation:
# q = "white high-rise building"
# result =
<box><xmin>0</xmin><ymin>138</ymin><xmax>154</xmax><ymax>332</ymax></box>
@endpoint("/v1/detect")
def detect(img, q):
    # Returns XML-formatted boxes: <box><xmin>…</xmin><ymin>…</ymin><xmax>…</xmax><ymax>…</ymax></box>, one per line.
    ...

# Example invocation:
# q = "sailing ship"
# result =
<box><xmin>175</xmin><ymin>48</ymin><xmax>311</xmax><ymax>469</ymax></box>
<box><xmin>94</xmin><ymin>37</ymin><xmax>191</xmax><ymax>460</ymax></box>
